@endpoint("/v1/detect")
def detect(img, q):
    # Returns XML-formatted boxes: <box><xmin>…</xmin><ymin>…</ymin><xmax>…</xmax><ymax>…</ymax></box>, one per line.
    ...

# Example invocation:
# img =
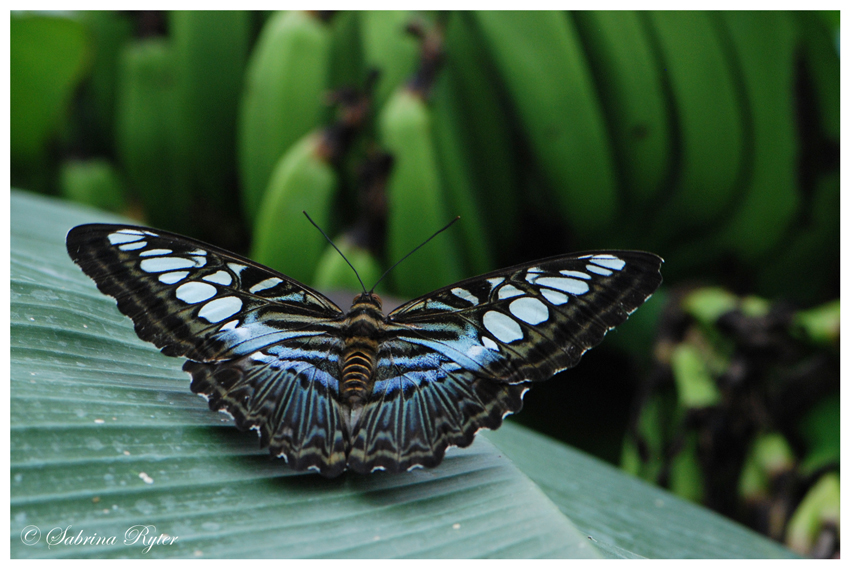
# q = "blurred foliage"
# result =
<box><xmin>10</xmin><ymin>10</ymin><xmax>839</xmax><ymax>556</ymax></box>
<box><xmin>622</xmin><ymin>287</ymin><xmax>839</xmax><ymax>557</ymax></box>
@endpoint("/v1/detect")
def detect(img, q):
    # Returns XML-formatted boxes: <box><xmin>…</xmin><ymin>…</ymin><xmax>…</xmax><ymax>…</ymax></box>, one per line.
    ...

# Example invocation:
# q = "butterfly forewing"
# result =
<box><xmin>67</xmin><ymin>224</ymin><xmax>345</xmax><ymax>361</ymax></box>
<box><xmin>67</xmin><ymin>223</ymin><xmax>663</xmax><ymax>476</ymax></box>
<box><xmin>385</xmin><ymin>252</ymin><xmax>663</xmax><ymax>384</ymax></box>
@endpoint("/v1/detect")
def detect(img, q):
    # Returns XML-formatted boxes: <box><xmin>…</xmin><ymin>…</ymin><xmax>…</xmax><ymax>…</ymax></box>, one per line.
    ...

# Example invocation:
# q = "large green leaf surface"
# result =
<box><xmin>10</xmin><ymin>190</ymin><xmax>796</xmax><ymax>558</ymax></box>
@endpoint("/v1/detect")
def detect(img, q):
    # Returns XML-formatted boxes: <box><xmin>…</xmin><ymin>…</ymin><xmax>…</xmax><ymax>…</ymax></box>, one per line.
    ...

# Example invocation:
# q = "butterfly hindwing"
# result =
<box><xmin>185</xmin><ymin>354</ymin><xmax>349</xmax><ymax>476</ymax></box>
<box><xmin>67</xmin><ymin>224</ymin><xmax>350</xmax><ymax>475</ymax></box>
<box><xmin>347</xmin><ymin>251</ymin><xmax>663</xmax><ymax>472</ymax></box>
<box><xmin>347</xmin><ymin>341</ymin><xmax>527</xmax><ymax>472</ymax></box>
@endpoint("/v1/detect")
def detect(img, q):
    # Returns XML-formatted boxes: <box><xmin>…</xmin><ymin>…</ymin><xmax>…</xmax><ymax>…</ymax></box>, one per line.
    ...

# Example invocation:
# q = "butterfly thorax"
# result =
<box><xmin>340</xmin><ymin>293</ymin><xmax>385</xmax><ymax>408</ymax></box>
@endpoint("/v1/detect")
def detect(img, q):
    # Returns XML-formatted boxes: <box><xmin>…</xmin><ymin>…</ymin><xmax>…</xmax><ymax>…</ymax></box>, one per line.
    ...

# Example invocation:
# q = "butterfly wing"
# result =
<box><xmin>67</xmin><ymin>224</ymin><xmax>350</xmax><ymax>475</ymax></box>
<box><xmin>348</xmin><ymin>251</ymin><xmax>663</xmax><ymax>473</ymax></box>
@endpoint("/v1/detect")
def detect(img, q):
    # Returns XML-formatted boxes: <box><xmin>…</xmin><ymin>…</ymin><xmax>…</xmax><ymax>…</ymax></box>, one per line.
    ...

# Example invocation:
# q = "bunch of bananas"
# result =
<box><xmin>232</xmin><ymin>10</ymin><xmax>839</xmax><ymax>304</ymax></box>
<box><xmin>22</xmin><ymin>10</ymin><xmax>838</xmax><ymax>305</ymax></box>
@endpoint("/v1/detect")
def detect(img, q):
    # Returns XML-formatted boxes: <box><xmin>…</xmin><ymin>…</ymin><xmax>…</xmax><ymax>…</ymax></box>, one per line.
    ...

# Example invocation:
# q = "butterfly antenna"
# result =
<box><xmin>302</xmin><ymin>211</ymin><xmax>368</xmax><ymax>294</ymax></box>
<box><xmin>369</xmin><ymin>216</ymin><xmax>460</xmax><ymax>294</ymax></box>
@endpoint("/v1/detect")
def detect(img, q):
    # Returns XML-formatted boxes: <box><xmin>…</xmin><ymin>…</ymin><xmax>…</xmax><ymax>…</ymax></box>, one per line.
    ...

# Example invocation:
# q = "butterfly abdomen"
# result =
<box><xmin>341</xmin><ymin>293</ymin><xmax>385</xmax><ymax>406</ymax></box>
<box><xmin>341</xmin><ymin>337</ymin><xmax>377</xmax><ymax>405</ymax></box>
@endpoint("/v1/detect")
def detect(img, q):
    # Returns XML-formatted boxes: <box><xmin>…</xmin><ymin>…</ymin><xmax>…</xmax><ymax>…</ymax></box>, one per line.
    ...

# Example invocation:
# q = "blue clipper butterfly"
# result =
<box><xmin>66</xmin><ymin>223</ymin><xmax>662</xmax><ymax>477</ymax></box>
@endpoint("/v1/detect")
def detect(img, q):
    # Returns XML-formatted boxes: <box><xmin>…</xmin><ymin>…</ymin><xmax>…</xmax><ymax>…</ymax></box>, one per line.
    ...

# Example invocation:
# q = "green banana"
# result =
<box><xmin>359</xmin><ymin>11</ymin><xmax>419</xmax><ymax>113</ymax></box>
<box><xmin>59</xmin><ymin>158</ymin><xmax>126</xmax><ymax>213</ymax></box>
<box><xmin>443</xmin><ymin>12</ymin><xmax>519</xmax><ymax>260</ymax></box>
<box><xmin>796</xmin><ymin>11</ymin><xmax>839</xmax><ymax>141</ymax></box>
<box><xmin>643</xmin><ymin>11</ymin><xmax>746</xmax><ymax>242</ymax></box>
<box><xmin>170</xmin><ymin>10</ymin><xmax>250</xmax><ymax>211</ymax></box>
<box><xmin>572</xmin><ymin>11</ymin><xmax>671</xmax><ymax>213</ymax></box>
<box><xmin>430</xmin><ymin>69</ymin><xmax>494</xmax><ymax>276</ymax></box>
<box><xmin>710</xmin><ymin>11</ymin><xmax>799</xmax><ymax>262</ymax></box>
<box><xmin>11</xmin><ymin>13</ymin><xmax>89</xmax><ymax>179</ymax></box>
<box><xmin>115</xmin><ymin>39</ymin><xmax>191</xmax><ymax>233</ymax></box>
<box><xmin>314</xmin><ymin>235</ymin><xmax>383</xmax><ymax>294</ymax></box>
<box><xmin>378</xmin><ymin>85</ymin><xmax>463</xmax><ymax>298</ymax></box>
<box><xmin>471</xmin><ymin>11</ymin><xmax>619</xmax><ymax>240</ymax></box>
<box><xmin>328</xmin><ymin>10</ymin><xmax>365</xmax><ymax>90</ymax></box>
<box><xmin>238</xmin><ymin>11</ymin><xmax>332</xmax><ymax>223</ymax></box>
<box><xmin>76</xmin><ymin>11</ymin><xmax>133</xmax><ymax>153</ymax></box>
<box><xmin>250</xmin><ymin>131</ymin><xmax>337</xmax><ymax>284</ymax></box>
<box><xmin>751</xmin><ymin>13</ymin><xmax>839</xmax><ymax>304</ymax></box>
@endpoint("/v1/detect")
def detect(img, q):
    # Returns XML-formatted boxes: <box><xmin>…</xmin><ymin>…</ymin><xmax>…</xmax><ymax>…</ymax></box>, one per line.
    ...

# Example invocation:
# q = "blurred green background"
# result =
<box><xmin>10</xmin><ymin>10</ymin><xmax>839</xmax><ymax>556</ymax></box>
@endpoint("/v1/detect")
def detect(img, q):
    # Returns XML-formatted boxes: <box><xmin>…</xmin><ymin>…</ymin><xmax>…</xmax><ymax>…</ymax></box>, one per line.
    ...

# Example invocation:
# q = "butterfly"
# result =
<box><xmin>66</xmin><ymin>223</ymin><xmax>662</xmax><ymax>477</ymax></box>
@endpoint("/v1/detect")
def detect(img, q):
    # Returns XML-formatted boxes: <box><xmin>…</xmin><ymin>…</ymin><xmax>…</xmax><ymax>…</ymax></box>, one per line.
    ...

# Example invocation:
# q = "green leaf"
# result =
<box><xmin>486</xmin><ymin>427</ymin><xmax>797</xmax><ymax>559</ymax></box>
<box><xmin>11</xmin><ymin>190</ymin><xmax>797</xmax><ymax>558</ymax></box>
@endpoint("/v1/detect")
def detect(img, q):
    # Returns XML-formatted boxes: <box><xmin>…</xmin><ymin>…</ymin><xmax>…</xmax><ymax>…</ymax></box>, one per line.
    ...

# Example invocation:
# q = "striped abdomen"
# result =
<box><xmin>341</xmin><ymin>293</ymin><xmax>384</xmax><ymax>406</ymax></box>
<box><xmin>341</xmin><ymin>337</ymin><xmax>378</xmax><ymax>405</ymax></box>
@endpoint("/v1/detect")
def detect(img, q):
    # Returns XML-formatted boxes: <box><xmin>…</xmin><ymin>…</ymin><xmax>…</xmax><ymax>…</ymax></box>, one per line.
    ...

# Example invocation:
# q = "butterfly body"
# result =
<box><xmin>67</xmin><ymin>223</ymin><xmax>662</xmax><ymax>477</ymax></box>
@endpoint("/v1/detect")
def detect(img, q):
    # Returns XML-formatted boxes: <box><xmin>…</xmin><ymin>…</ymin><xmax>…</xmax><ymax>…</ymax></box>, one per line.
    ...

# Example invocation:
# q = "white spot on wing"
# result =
<box><xmin>509</xmin><ymin>297</ymin><xmax>549</xmax><ymax>325</ymax></box>
<box><xmin>586</xmin><ymin>264</ymin><xmax>613</xmax><ymax>276</ymax></box>
<box><xmin>199</xmin><ymin>296</ymin><xmax>243</xmax><ymax>323</ymax></box>
<box><xmin>140</xmin><ymin>256</ymin><xmax>196</xmax><ymax>273</ymax></box>
<box><xmin>176</xmin><ymin>282</ymin><xmax>217</xmax><ymax>304</ymax></box>
<box><xmin>227</xmin><ymin>263</ymin><xmax>247</xmax><ymax>275</ymax></box>
<box><xmin>451</xmin><ymin>287</ymin><xmax>478</xmax><ymax>305</ymax></box>
<box><xmin>139</xmin><ymin>248</ymin><xmax>172</xmax><ymax>257</ymax></box>
<box><xmin>250</xmin><ymin>277</ymin><xmax>282</xmax><ymax>294</ymax></box>
<box><xmin>541</xmin><ymin>289</ymin><xmax>569</xmax><ymax>305</ymax></box>
<box><xmin>559</xmin><ymin>270</ymin><xmax>591</xmax><ymax>280</ymax></box>
<box><xmin>497</xmin><ymin>284</ymin><xmax>524</xmax><ymax>300</ymax></box>
<box><xmin>188</xmin><ymin>249</ymin><xmax>207</xmax><ymax>256</ymax></box>
<box><xmin>219</xmin><ymin>319</ymin><xmax>239</xmax><ymax>331</ymax></box>
<box><xmin>590</xmin><ymin>254</ymin><xmax>626</xmax><ymax>270</ymax></box>
<box><xmin>203</xmin><ymin>270</ymin><xmax>232</xmax><ymax>286</ymax></box>
<box><xmin>108</xmin><ymin>231</ymin><xmax>144</xmax><ymax>245</ymax></box>
<box><xmin>118</xmin><ymin>241</ymin><xmax>147</xmax><ymax>251</ymax></box>
<box><xmin>159</xmin><ymin>271</ymin><xmax>189</xmax><ymax>284</ymax></box>
<box><xmin>483</xmin><ymin>311</ymin><xmax>523</xmax><ymax>343</ymax></box>
<box><xmin>481</xmin><ymin>336</ymin><xmax>499</xmax><ymax>351</ymax></box>
<box><xmin>534</xmin><ymin>276</ymin><xmax>589</xmax><ymax>295</ymax></box>
<box><xmin>486</xmin><ymin>277</ymin><xmax>504</xmax><ymax>289</ymax></box>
